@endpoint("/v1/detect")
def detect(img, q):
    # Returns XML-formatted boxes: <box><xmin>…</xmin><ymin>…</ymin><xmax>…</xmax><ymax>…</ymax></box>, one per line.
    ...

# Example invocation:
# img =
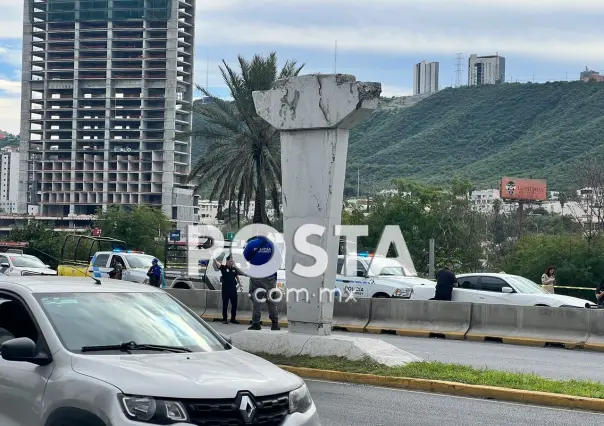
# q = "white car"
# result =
<box><xmin>412</xmin><ymin>272</ymin><xmax>592</xmax><ymax>308</ymax></box>
<box><xmin>90</xmin><ymin>250</ymin><xmax>163</xmax><ymax>284</ymax></box>
<box><xmin>0</xmin><ymin>276</ymin><xmax>319</xmax><ymax>425</ymax></box>
<box><xmin>0</xmin><ymin>253</ymin><xmax>56</xmax><ymax>276</ymax></box>
<box><xmin>334</xmin><ymin>255</ymin><xmax>436</xmax><ymax>299</ymax></box>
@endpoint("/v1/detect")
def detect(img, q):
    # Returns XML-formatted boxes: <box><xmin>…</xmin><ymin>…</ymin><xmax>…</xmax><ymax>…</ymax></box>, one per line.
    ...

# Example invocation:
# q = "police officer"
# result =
<box><xmin>244</xmin><ymin>236</ymin><xmax>280</xmax><ymax>331</ymax></box>
<box><xmin>214</xmin><ymin>255</ymin><xmax>241</xmax><ymax>324</ymax></box>
<box><xmin>432</xmin><ymin>261</ymin><xmax>458</xmax><ymax>301</ymax></box>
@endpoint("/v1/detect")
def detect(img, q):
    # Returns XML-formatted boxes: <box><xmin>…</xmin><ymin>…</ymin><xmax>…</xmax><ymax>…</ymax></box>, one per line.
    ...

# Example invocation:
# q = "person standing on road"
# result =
<box><xmin>214</xmin><ymin>255</ymin><xmax>241</xmax><ymax>324</ymax></box>
<box><xmin>432</xmin><ymin>261</ymin><xmax>457</xmax><ymax>301</ymax></box>
<box><xmin>147</xmin><ymin>258</ymin><xmax>162</xmax><ymax>288</ymax></box>
<box><xmin>244</xmin><ymin>236</ymin><xmax>280</xmax><ymax>331</ymax></box>
<box><xmin>541</xmin><ymin>266</ymin><xmax>556</xmax><ymax>294</ymax></box>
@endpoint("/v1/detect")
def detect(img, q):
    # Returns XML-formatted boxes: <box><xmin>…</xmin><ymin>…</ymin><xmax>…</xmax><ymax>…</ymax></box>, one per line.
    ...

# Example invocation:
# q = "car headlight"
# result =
<box><xmin>393</xmin><ymin>288</ymin><xmax>413</xmax><ymax>298</ymax></box>
<box><xmin>289</xmin><ymin>383</ymin><xmax>313</xmax><ymax>414</ymax></box>
<box><xmin>120</xmin><ymin>395</ymin><xmax>188</xmax><ymax>423</ymax></box>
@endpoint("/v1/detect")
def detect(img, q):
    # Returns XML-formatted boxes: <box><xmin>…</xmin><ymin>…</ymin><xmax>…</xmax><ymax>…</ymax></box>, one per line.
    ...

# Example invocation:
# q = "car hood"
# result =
<box><xmin>372</xmin><ymin>275</ymin><xmax>436</xmax><ymax>288</ymax></box>
<box><xmin>71</xmin><ymin>348</ymin><xmax>302</xmax><ymax>399</ymax></box>
<box><xmin>536</xmin><ymin>294</ymin><xmax>592</xmax><ymax>307</ymax></box>
<box><xmin>17</xmin><ymin>267</ymin><xmax>57</xmax><ymax>275</ymax></box>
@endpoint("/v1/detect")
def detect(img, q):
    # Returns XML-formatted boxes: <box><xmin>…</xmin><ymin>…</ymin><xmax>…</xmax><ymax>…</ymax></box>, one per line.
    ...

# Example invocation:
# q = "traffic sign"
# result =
<box><xmin>169</xmin><ymin>230</ymin><xmax>181</xmax><ymax>242</ymax></box>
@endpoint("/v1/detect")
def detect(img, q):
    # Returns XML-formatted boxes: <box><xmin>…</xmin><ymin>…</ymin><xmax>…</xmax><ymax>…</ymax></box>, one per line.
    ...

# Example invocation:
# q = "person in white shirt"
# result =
<box><xmin>541</xmin><ymin>266</ymin><xmax>556</xmax><ymax>294</ymax></box>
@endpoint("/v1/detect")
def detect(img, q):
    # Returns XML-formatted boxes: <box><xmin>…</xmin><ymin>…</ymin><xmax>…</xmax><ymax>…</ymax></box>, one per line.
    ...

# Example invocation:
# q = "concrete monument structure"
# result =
<box><xmin>229</xmin><ymin>74</ymin><xmax>419</xmax><ymax>365</ymax></box>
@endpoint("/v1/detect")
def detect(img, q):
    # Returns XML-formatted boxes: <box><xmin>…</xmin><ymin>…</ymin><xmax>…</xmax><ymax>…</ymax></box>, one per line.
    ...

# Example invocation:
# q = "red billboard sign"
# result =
<box><xmin>500</xmin><ymin>177</ymin><xmax>546</xmax><ymax>201</ymax></box>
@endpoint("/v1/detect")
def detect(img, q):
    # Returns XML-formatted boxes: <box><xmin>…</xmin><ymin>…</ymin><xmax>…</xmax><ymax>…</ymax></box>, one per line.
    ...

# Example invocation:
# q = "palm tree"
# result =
<box><xmin>186</xmin><ymin>53</ymin><xmax>304</xmax><ymax>225</ymax></box>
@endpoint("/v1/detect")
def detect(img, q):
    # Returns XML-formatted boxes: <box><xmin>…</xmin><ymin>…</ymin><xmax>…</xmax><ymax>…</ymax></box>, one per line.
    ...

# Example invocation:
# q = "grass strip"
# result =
<box><xmin>255</xmin><ymin>353</ymin><xmax>604</xmax><ymax>399</ymax></box>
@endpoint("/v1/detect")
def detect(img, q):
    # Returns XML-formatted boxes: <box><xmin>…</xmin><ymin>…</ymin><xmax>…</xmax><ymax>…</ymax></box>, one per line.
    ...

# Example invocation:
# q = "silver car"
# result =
<box><xmin>0</xmin><ymin>277</ymin><xmax>320</xmax><ymax>426</ymax></box>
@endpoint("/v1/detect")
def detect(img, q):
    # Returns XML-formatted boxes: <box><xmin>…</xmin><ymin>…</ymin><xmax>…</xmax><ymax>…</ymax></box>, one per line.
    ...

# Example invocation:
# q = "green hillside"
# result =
<box><xmin>346</xmin><ymin>81</ymin><xmax>604</xmax><ymax>192</ymax></box>
<box><xmin>191</xmin><ymin>82</ymin><xmax>604</xmax><ymax>196</ymax></box>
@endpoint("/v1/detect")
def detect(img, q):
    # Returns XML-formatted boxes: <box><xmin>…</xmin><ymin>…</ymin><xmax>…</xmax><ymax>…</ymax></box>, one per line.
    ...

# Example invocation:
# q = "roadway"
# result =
<box><xmin>210</xmin><ymin>322</ymin><xmax>604</xmax><ymax>382</ymax></box>
<box><xmin>307</xmin><ymin>380</ymin><xmax>604</xmax><ymax>425</ymax></box>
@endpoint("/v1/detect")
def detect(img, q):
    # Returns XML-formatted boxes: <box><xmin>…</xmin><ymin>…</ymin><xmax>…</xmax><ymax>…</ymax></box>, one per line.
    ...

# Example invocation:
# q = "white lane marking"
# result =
<box><xmin>305</xmin><ymin>379</ymin><xmax>604</xmax><ymax>416</ymax></box>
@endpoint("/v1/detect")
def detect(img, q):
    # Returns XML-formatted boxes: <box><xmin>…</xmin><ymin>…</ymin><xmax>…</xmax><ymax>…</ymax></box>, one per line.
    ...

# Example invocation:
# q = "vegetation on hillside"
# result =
<box><xmin>346</xmin><ymin>81</ymin><xmax>604</xmax><ymax>193</ymax></box>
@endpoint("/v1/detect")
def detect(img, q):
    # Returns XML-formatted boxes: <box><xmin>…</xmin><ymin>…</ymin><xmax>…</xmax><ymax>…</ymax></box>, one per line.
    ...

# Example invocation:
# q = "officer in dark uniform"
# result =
<box><xmin>214</xmin><ymin>255</ymin><xmax>241</xmax><ymax>324</ymax></box>
<box><xmin>432</xmin><ymin>261</ymin><xmax>458</xmax><ymax>301</ymax></box>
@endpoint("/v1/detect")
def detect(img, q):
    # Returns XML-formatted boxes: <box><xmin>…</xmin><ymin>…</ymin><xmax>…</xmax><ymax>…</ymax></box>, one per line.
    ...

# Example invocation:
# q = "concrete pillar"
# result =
<box><xmin>253</xmin><ymin>74</ymin><xmax>381</xmax><ymax>335</ymax></box>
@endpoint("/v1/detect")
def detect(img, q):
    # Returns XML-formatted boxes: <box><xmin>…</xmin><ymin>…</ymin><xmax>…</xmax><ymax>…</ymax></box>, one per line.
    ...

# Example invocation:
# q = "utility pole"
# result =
<box><xmin>455</xmin><ymin>53</ymin><xmax>463</xmax><ymax>87</ymax></box>
<box><xmin>429</xmin><ymin>239</ymin><xmax>435</xmax><ymax>279</ymax></box>
<box><xmin>357</xmin><ymin>167</ymin><xmax>360</xmax><ymax>198</ymax></box>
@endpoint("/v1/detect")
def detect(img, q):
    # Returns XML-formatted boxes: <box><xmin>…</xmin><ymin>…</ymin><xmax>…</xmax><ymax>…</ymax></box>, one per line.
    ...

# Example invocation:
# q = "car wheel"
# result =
<box><xmin>373</xmin><ymin>292</ymin><xmax>390</xmax><ymax>298</ymax></box>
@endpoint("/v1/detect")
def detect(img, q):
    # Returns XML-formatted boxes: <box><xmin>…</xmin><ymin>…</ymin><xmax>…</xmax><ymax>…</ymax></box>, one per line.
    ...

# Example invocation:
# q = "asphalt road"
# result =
<box><xmin>210</xmin><ymin>321</ymin><xmax>604</xmax><ymax>382</ymax></box>
<box><xmin>306</xmin><ymin>380</ymin><xmax>604</xmax><ymax>426</ymax></box>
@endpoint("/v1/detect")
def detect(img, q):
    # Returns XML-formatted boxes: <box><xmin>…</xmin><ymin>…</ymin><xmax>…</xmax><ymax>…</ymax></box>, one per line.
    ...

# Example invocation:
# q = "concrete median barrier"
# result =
<box><xmin>365</xmin><ymin>299</ymin><xmax>471</xmax><ymax>339</ymax></box>
<box><xmin>584</xmin><ymin>309</ymin><xmax>604</xmax><ymax>352</ymax></box>
<box><xmin>332</xmin><ymin>298</ymin><xmax>371</xmax><ymax>333</ymax></box>
<box><xmin>201</xmin><ymin>290</ymin><xmax>223</xmax><ymax>320</ymax></box>
<box><xmin>165</xmin><ymin>289</ymin><xmax>207</xmax><ymax>316</ymax></box>
<box><xmin>466</xmin><ymin>304</ymin><xmax>589</xmax><ymax>348</ymax></box>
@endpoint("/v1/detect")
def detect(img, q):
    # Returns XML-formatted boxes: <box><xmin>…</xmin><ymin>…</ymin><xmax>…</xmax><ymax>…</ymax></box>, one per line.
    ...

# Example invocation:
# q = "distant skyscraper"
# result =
<box><xmin>468</xmin><ymin>54</ymin><xmax>506</xmax><ymax>85</ymax></box>
<box><xmin>19</xmin><ymin>0</ymin><xmax>198</xmax><ymax>229</ymax></box>
<box><xmin>0</xmin><ymin>146</ymin><xmax>19</xmax><ymax>214</ymax></box>
<box><xmin>413</xmin><ymin>61</ymin><xmax>439</xmax><ymax>95</ymax></box>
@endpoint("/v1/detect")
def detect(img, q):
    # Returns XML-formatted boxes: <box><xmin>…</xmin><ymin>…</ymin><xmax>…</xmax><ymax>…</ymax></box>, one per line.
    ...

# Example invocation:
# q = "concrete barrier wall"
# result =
<box><xmin>169</xmin><ymin>289</ymin><xmax>604</xmax><ymax>351</ymax></box>
<box><xmin>365</xmin><ymin>299</ymin><xmax>472</xmax><ymax>339</ymax></box>
<box><xmin>165</xmin><ymin>289</ymin><xmax>207</xmax><ymax>316</ymax></box>
<box><xmin>332</xmin><ymin>298</ymin><xmax>371</xmax><ymax>332</ymax></box>
<box><xmin>467</xmin><ymin>304</ymin><xmax>589</xmax><ymax>348</ymax></box>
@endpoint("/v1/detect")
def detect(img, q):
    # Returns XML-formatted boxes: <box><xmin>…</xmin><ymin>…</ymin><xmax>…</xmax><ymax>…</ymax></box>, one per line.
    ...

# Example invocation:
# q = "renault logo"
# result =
<box><xmin>237</xmin><ymin>394</ymin><xmax>256</xmax><ymax>424</ymax></box>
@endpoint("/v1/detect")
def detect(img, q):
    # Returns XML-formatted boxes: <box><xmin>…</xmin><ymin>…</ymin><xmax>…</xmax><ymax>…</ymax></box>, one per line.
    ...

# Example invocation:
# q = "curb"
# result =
<box><xmin>279</xmin><ymin>366</ymin><xmax>604</xmax><ymax>412</ymax></box>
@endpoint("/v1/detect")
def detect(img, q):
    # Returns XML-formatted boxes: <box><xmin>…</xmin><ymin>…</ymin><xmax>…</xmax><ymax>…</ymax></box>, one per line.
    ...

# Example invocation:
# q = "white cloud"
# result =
<box><xmin>0</xmin><ymin>78</ymin><xmax>20</xmax><ymax>95</ymax></box>
<box><xmin>0</xmin><ymin>46</ymin><xmax>22</xmax><ymax>67</ymax></box>
<box><xmin>0</xmin><ymin>98</ymin><xmax>21</xmax><ymax>134</ymax></box>
<box><xmin>196</xmin><ymin>21</ymin><xmax>604</xmax><ymax>62</ymax></box>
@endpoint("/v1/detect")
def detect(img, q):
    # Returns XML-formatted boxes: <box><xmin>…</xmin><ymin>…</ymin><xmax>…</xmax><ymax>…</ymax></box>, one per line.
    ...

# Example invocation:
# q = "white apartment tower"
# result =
<box><xmin>468</xmin><ymin>54</ymin><xmax>506</xmax><ymax>85</ymax></box>
<box><xmin>413</xmin><ymin>61</ymin><xmax>439</xmax><ymax>95</ymax></box>
<box><xmin>0</xmin><ymin>147</ymin><xmax>20</xmax><ymax>213</ymax></box>
<box><xmin>19</xmin><ymin>0</ymin><xmax>198</xmax><ymax>229</ymax></box>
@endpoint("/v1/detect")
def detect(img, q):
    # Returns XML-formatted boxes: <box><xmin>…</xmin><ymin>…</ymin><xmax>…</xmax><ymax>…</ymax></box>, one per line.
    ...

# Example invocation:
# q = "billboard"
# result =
<box><xmin>500</xmin><ymin>177</ymin><xmax>546</xmax><ymax>201</ymax></box>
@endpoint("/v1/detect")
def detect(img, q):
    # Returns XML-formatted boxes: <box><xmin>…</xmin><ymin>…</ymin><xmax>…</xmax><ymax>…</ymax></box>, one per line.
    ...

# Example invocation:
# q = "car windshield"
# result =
<box><xmin>35</xmin><ymin>292</ymin><xmax>226</xmax><ymax>353</ymax></box>
<box><xmin>506</xmin><ymin>276</ymin><xmax>549</xmax><ymax>294</ymax></box>
<box><xmin>367</xmin><ymin>259</ymin><xmax>418</xmax><ymax>277</ymax></box>
<box><xmin>10</xmin><ymin>255</ymin><xmax>46</xmax><ymax>268</ymax></box>
<box><xmin>124</xmin><ymin>254</ymin><xmax>161</xmax><ymax>269</ymax></box>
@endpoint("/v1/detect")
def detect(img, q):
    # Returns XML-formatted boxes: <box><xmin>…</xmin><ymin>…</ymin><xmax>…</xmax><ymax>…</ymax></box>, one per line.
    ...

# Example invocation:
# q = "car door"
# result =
<box><xmin>0</xmin><ymin>295</ymin><xmax>54</xmax><ymax>426</ymax></box>
<box><xmin>452</xmin><ymin>276</ymin><xmax>481</xmax><ymax>302</ymax></box>
<box><xmin>474</xmin><ymin>276</ymin><xmax>511</xmax><ymax>304</ymax></box>
<box><xmin>90</xmin><ymin>253</ymin><xmax>111</xmax><ymax>278</ymax></box>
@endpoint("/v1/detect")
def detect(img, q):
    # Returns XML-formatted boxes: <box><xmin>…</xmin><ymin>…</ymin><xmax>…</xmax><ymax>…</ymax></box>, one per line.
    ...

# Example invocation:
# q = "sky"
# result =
<box><xmin>1</xmin><ymin>0</ymin><xmax>604</xmax><ymax>134</ymax></box>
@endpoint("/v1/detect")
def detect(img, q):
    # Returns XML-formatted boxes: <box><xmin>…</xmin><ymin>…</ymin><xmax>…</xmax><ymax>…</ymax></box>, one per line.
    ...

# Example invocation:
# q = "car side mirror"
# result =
<box><xmin>0</xmin><ymin>263</ymin><xmax>9</xmax><ymax>268</ymax></box>
<box><xmin>1</xmin><ymin>337</ymin><xmax>52</xmax><ymax>366</ymax></box>
<box><xmin>45</xmin><ymin>265</ymin><xmax>50</xmax><ymax>268</ymax></box>
<box><xmin>356</xmin><ymin>270</ymin><xmax>365</xmax><ymax>278</ymax></box>
<box><xmin>502</xmin><ymin>287</ymin><xmax>514</xmax><ymax>294</ymax></box>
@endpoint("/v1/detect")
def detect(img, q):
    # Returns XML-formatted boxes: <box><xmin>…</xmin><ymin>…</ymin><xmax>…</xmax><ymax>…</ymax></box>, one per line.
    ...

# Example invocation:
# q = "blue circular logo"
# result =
<box><xmin>243</xmin><ymin>236</ymin><xmax>274</xmax><ymax>266</ymax></box>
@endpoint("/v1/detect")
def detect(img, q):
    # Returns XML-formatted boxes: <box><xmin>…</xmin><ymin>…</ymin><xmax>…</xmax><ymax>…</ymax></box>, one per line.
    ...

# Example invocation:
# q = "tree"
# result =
<box><xmin>570</xmin><ymin>160</ymin><xmax>604</xmax><ymax>245</ymax></box>
<box><xmin>7</xmin><ymin>221</ymin><xmax>66</xmax><ymax>266</ymax></box>
<box><xmin>187</xmin><ymin>53</ymin><xmax>304</xmax><ymax>225</ymax></box>
<box><xmin>95</xmin><ymin>206</ymin><xmax>172</xmax><ymax>257</ymax></box>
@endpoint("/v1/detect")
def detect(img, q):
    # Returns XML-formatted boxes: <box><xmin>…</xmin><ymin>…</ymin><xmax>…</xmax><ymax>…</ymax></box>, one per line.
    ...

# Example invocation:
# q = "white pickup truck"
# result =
<box><xmin>334</xmin><ymin>255</ymin><xmax>436</xmax><ymax>298</ymax></box>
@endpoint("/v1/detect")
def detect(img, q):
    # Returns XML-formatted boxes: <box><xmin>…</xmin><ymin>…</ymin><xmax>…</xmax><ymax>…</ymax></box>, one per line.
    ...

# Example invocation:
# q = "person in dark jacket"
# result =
<box><xmin>147</xmin><ymin>258</ymin><xmax>162</xmax><ymax>287</ymax></box>
<box><xmin>432</xmin><ymin>261</ymin><xmax>458</xmax><ymax>301</ymax></box>
<box><xmin>213</xmin><ymin>255</ymin><xmax>241</xmax><ymax>324</ymax></box>
<box><xmin>108</xmin><ymin>262</ymin><xmax>123</xmax><ymax>280</ymax></box>
<box><xmin>596</xmin><ymin>279</ymin><xmax>604</xmax><ymax>306</ymax></box>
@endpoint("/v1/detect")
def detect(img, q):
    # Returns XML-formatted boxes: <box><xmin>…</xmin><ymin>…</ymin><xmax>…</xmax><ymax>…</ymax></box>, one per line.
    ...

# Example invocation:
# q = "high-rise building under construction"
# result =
<box><xmin>18</xmin><ymin>0</ymin><xmax>198</xmax><ymax>229</ymax></box>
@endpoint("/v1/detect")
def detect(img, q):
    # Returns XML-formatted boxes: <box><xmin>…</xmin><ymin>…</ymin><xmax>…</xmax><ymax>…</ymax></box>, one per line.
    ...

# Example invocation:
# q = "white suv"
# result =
<box><xmin>0</xmin><ymin>276</ymin><xmax>320</xmax><ymax>425</ymax></box>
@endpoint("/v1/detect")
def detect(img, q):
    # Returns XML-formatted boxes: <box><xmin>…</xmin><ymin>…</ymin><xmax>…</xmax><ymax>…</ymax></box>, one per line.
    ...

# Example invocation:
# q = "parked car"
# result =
<box><xmin>89</xmin><ymin>250</ymin><xmax>165</xmax><ymax>285</ymax></box>
<box><xmin>0</xmin><ymin>253</ymin><xmax>56</xmax><ymax>276</ymax></box>
<box><xmin>412</xmin><ymin>272</ymin><xmax>592</xmax><ymax>307</ymax></box>
<box><xmin>0</xmin><ymin>276</ymin><xmax>320</xmax><ymax>425</ymax></box>
<box><xmin>334</xmin><ymin>255</ymin><xmax>436</xmax><ymax>299</ymax></box>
